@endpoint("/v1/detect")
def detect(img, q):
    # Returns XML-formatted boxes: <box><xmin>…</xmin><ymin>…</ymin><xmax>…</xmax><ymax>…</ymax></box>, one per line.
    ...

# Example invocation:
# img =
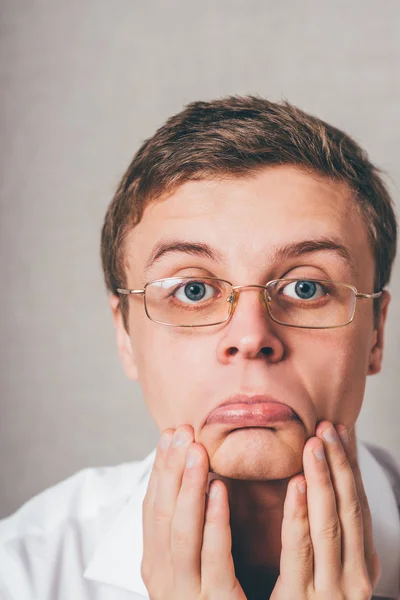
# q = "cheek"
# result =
<box><xmin>298</xmin><ymin>324</ymin><xmax>372</xmax><ymax>425</ymax></box>
<box><xmin>132</xmin><ymin>325</ymin><xmax>212</xmax><ymax>430</ymax></box>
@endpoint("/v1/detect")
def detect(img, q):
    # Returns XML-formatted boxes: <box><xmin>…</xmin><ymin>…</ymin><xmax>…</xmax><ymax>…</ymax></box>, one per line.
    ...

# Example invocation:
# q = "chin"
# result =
<box><xmin>208</xmin><ymin>428</ymin><xmax>304</xmax><ymax>480</ymax></box>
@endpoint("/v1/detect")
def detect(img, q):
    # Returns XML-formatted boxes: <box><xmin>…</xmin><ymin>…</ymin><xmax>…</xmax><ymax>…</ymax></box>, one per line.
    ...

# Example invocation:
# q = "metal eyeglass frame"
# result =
<box><xmin>116</xmin><ymin>276</ymin><xmax>382</xmax><ymax>329</ymax></box>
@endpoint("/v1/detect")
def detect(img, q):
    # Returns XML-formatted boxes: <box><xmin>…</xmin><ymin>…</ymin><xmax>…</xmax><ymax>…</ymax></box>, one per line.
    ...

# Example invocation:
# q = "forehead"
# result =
<box><xmin>125</xmin><ymin>165</ymin><xmax>373</xmax><ymax>280</ymax></box>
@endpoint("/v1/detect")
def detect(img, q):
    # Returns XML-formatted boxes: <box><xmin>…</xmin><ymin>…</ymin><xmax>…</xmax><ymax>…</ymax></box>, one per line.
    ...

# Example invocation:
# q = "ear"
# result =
<box><xmin>108</xmin><ymin>294</ymin><xmax>139</xmax><ymax>381</ymax></box>
<box><xmin>367</xmin><ymin>290</ymin><xmax>391</xmax><ymax>376</ymax></box>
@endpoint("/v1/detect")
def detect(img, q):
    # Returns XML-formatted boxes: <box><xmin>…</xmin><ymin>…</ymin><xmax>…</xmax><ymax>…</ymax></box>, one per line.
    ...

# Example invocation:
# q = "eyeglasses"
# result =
<box><xmin>117</xmin><ymin>277</ymin><xmax>382</xmax><ymax>329</ymax></box>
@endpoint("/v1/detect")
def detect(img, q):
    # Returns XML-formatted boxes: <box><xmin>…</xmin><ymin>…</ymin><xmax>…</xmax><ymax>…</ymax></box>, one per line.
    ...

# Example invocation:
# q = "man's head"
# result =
<box><xmin>101</xmin><ymin>96</ymin><xmax>397</xmax><ymax>481</ymax></box>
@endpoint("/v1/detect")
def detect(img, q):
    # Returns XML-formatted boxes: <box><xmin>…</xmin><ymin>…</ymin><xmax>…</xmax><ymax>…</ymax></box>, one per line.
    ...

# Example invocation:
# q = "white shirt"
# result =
<box><xmin>0</xmin><ymin>440</ymin><xmax>399</xmax><ymax>600</ymax></box>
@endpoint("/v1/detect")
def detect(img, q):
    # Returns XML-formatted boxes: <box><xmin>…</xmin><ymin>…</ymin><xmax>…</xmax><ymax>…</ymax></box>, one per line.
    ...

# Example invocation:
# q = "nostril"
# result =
<box><xmin>227</xmin><ymin>347</ymin><xmax>238</xmax><ymax>356</ymax></box>
<box><xmin>261</xmin><ymin>347</ymin><xmax>273</xmax><ymax>356</ymax></box>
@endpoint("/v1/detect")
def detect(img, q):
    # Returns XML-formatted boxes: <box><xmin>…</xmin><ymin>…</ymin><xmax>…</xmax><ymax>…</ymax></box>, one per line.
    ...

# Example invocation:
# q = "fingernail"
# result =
<box><xmin>159</xmin><ymin>433</ymin><xmax>171</xmax><ymax>451</ymax></box>
<box><xmin>313</xmin><ymin>443</ymin><xmax>326</xmax><ymax>461</ymax></box>
<box><xmin>185</xmin><ymin>448</ymin><xmax>200</xmax><ymax>468</ymax></box>
<box><xmin>209</xmin><ymin>483</ymin><xmax>219</xmax><ymax>499</ymax></box>
<box><xmin>173</xmin><ymin>430</ymin><xmax>190</xmax><ymax>447</ymax></box>
<box><xmin>322</xmin><ymin>426</ymin><xmax>338</xmax><ymax>444</ymax></box>
<box><xmin>297</xmin><ymin>479</ymin><xmax>307</xmax><ymax>494</ymax></box>
<box><xmin>337</xmin><ymin>427</ymin><xmax>349</xmax><ymax>447</ymax></box>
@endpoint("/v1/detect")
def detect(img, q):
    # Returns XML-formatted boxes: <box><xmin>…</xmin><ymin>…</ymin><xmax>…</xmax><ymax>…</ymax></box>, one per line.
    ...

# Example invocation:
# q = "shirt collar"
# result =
<box><xmin>83</xmin><ymin>440</ymin><xmax>400</xmax><ymax>599</ymax></box>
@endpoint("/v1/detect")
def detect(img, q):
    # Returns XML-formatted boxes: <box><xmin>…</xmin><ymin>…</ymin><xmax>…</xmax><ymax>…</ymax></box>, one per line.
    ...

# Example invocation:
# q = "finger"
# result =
<box><xmin>316</xmin><ymin>422</ymin><xmax>366</xmax><ymax>575</ymax></box>
<box><xmin>303</xmin><ymin>437</ymin><xmax>341</xmax><ymax>590</ymax></box>
<box><xmin>201</xmin><ymin>480</ymin><xmax>243</xmax><ymax>595</ymax></box>
<box><xmin>170</xmin><ymin>442</ymin><xmax>209</xmax><ymax>595</ymax></box>
<box><xmin>279</xmin><ymin>474</ymin><xmax>313</xmax><ymax>593</ymax></box>
<box><xmin>335</xmin><ymin>424</ymin><xmax>380</xmax><ymax>585</ymax></box>
<box><xmin>142</xmin><ymin>428</ymin><xmax>174</xmax><ymax>576</ymax></box>
<box><xmin>152</xmin><ymin>426</ymin><xmax>194</xmax><ymax>573</ymax></box>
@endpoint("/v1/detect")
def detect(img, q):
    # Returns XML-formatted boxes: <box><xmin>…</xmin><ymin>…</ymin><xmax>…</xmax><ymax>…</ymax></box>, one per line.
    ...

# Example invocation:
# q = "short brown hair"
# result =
<box><xmin>101</xmin><ymin>95</ymin><xmax>397</xmax><ymax>331</ymax></box>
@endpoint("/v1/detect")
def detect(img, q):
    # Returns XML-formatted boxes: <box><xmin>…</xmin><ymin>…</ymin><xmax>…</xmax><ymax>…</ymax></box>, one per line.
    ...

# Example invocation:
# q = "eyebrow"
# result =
<box><xmin>144</xmin><ymin>240</ymin><xmax>224</xmax><ymax>274</ymax></box>
<box><xmin>144</xmin><ymin>236</ymin><xmax>358</xmax><ymax>277</ymax></box>
<box><xmin>274</xmin><ymin>238</ymin><xmax>359</xmax><ymax>277</ymax></box>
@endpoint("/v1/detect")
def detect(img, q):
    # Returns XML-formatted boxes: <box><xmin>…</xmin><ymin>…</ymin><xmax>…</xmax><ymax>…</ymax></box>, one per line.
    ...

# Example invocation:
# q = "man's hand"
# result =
<box><xmin>141</xmin><ymin>422</ymin><xmax>381</xmax><ymax>600</ymax></box>
<box><xmin>270</xmin><ymin>422</ymin><xmax>381</xmax><ymax>600</ymax></box>
<box><xmin>141</xmin><ymin>425</ymin><xmax>247</xmax><ymax>599</ymax></box>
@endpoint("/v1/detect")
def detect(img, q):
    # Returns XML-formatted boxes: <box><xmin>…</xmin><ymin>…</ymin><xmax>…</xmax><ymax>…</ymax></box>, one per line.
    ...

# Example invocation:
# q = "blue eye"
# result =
<box><xmin>281</xmin><ymin>280</ymin><xmax>325</xmax><ymax>300</ymax></box>
<box><xmin>174</xmin><ymin>281</ymin><xmax>216</xmax><ymax>304</ymax></box>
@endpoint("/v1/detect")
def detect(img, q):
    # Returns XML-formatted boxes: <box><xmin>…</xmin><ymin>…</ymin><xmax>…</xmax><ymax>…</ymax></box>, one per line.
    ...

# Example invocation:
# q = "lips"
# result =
<box><xmin>205</xmin><ymin>394</ymin><xmax>300</xmax><ymax>427</ymax></box>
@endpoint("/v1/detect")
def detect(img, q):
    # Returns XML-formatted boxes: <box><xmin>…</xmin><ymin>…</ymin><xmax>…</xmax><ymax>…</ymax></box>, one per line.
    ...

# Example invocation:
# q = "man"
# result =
<box><xmin>0</xmin><ymin>96</ymin><xmax>399</xmax><ymax>599</ymax></box>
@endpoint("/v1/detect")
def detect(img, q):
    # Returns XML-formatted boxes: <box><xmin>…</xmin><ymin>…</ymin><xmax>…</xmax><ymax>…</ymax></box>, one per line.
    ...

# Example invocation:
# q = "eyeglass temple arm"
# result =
<box><xmin>356</xmin><ymin>291</ymin><xmax>382</xmax><ymax>299</ymax></box>
<box><xmin>116</xmin><ymin>288</ymin><xmax>145</xmax><ymax>295</ymax></box>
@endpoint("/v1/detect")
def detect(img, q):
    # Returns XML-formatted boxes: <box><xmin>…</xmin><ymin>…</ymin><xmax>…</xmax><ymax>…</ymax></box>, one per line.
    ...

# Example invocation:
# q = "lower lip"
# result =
<box><xmin>206</xmin><ymin>402</ymin><xmax>299</xmax><ymax>426</ymax></box>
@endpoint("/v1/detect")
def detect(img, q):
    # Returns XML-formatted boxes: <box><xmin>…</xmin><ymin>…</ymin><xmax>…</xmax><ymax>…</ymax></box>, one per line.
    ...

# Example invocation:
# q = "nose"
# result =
<box><xmin>216</xmin><ymin>285</ymin><xmax>285</xmax><ymax>365</ymax></box>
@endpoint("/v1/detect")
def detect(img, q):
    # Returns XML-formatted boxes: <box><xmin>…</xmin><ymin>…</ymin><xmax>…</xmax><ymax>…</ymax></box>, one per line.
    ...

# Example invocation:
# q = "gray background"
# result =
<box><xmin>0</xmin><ymin>0</ymin><xmax>399</xmax><ymax>519</ymax></box>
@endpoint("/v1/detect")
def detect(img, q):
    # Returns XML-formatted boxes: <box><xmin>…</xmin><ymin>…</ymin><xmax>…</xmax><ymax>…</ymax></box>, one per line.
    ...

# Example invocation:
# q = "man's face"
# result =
<box><xmin>111</xmin><ymin>165</ymin><xmax>389</xmax><ymax>481</ymax></box>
